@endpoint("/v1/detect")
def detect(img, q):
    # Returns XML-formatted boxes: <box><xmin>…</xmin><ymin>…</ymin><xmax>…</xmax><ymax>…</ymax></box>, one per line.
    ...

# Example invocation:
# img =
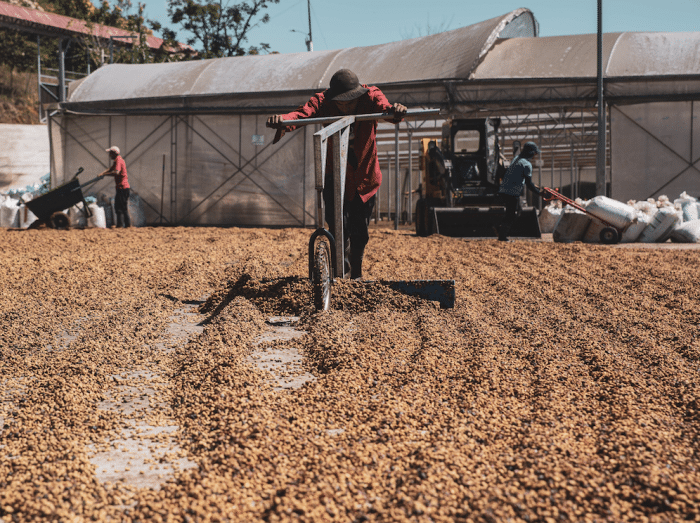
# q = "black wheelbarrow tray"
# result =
<box><xmin>23</xmin><ymin>168</ymin><xmax>102</xmax><ymax>229</ymax></box>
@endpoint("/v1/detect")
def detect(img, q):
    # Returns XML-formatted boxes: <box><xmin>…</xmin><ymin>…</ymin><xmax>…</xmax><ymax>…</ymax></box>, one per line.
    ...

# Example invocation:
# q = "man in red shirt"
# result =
<box><xmin>267</xmin><ymin>69</ymin><xmax>407</xmax><ymax>279</ymax></box>
<box><xmin>100</xmin><ymin>146</ymin><xmax>131</xmax><ymax>228</ymax></box>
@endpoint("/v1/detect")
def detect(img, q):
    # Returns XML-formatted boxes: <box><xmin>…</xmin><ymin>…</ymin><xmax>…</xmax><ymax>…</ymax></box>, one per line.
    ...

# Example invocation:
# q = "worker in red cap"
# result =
<box><xmin>267</xmin><ymin>69</ymin><xmax>407</xmax><ymax>279</ymax></box>
<box><xmin>100</xmin><ymin>146</ymin><xmax>131</xmax><ymax>228</ymax></box>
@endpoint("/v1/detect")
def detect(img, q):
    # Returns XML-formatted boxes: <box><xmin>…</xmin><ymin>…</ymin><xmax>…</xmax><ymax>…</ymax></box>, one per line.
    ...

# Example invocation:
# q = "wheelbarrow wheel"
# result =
<box><xmin>599</xmin><ymin>226</ymin><xmax>619</xmax><ymax>245</ymax></box>
<box><xmin>49</xmin><ymin>212</ymin><xmax>70</xmax><ymax>230</ymax></box>
<box><xmin>312</xmin><ymin>238</ymin><xmax>332</xmax><ymax>311</ymax></box>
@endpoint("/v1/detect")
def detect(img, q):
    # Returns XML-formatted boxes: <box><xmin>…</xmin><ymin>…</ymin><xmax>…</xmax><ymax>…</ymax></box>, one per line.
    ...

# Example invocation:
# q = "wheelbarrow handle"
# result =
<box><xmin>79</xmin><ymin>175</ymin><xmax>106</xmax><ymax>189</ymax></box>
<box><xmin>70</xmin><ymin>167</ymin><xmax>85</xmax><ymax>180</ymax></box>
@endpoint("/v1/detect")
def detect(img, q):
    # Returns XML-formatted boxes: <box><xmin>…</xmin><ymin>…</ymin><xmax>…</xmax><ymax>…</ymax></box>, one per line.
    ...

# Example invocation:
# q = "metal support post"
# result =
<box><xmin>57</xmin><ymin>38</ymin><xmax>66</xmax><ymax>102</ymax></box>
<box><xmin>596</xmin><ymin>0</ymin><xmax>606</xmax><ymax>196</ymax></box>
<box><xmin>408</xmin><ymin>130</ymin><xmax>413</xmax><ymax>225</ymax></box>
<box><xmin>394</xmin><ymin>123</ymin><xmax>400</xmax><ymax>230</ymax></box>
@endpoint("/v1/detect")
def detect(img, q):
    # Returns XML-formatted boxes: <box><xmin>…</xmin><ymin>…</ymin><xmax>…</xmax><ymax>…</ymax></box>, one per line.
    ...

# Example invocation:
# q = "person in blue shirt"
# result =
<box><xmin>496</xmin><ymin>141</ymin><xmax>545</xmax><ymax>241</ymax></box>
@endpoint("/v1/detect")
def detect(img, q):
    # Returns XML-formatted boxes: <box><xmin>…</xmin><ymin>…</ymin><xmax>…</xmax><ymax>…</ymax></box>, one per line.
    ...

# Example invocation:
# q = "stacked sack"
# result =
<box><xmin>544</xmin><ymin>190</ymin><xmax>700</xmax><ymax>243</ymax></box>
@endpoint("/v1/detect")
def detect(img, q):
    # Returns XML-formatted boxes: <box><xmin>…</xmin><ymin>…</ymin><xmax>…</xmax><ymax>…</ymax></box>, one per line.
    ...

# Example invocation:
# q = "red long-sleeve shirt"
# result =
<box><xmin>281</xmin><ymin>85</ymin><xmax>395</xmax><ymax>203</ymax></box>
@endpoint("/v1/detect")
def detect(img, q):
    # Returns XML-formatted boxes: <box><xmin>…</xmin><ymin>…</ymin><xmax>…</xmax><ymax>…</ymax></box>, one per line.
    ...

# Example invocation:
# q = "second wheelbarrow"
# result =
<box><xmin>23</xmin><ymin>168</ymin><xmax>104</xmax><ymax>229</ymax></box>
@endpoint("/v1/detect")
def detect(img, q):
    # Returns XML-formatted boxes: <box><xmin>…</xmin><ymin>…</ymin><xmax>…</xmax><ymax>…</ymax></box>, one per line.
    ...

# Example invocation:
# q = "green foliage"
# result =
<box><xmin>0</xmin><ymin>30</ymin><xmax>35</xmax><ymax>79</ymax></box>
<box><xmin>167</xmin><ymin>0</ymin><xmax>279</xmax><ymax>58</ymax></box>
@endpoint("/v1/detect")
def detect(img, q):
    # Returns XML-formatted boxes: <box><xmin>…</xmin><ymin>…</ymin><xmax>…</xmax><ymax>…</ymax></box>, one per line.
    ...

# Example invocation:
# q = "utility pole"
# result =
<box><xmin>291</xmin><ymin>0</ymin><xmax>313</xmax><ymax>51</ymax></box>
<box><xmin>306</xmin><ymin>0</ymin><xmax>313</xmax><ymax>51</ymax></box>
<box><xmin>596</xmin><ymin>0</ymin><xmax>606</xmax><ymax>196</ymax></box>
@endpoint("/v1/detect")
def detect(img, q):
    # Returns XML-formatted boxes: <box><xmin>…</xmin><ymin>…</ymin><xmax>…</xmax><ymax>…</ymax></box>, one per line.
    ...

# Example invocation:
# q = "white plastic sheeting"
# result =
<box><xmin>611</xmin><ymin>102</ymin><xmax>700</xmax><ymax>203</ymax></box>
<box><xmin>51</xmin><ymin>113</ymin><xmax>312</xmax><ymax>226</ymax></box>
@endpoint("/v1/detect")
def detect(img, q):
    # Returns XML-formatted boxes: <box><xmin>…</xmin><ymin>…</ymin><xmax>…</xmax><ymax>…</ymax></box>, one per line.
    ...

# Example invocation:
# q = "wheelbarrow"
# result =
<box><xmin>21</xmin><ymin>167</ymin><xmax>104</xmax><ymax>229</ymax></box>
<box><xmin>269</xmin><ymin>108</ymin><xmax>456</xmax><ymax>311</ymax></box>
<box><xmin>542</xmin><ymin>186</ymin><xmax>623</xmax><ymax>244</ymax></box>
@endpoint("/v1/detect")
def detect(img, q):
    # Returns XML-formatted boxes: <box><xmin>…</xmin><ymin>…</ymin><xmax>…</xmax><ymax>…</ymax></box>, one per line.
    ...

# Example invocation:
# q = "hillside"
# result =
<box><xmin>0</xmin><ymin>66</ymin><xmax>40</xmax><ymax>124</ymax></box>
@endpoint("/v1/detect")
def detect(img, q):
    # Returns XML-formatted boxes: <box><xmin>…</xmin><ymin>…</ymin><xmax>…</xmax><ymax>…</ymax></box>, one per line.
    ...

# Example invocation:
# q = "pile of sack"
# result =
<box><xmin>539</xmin><ymin>191</ymin><xmax>700</xmax><ymax>243</ymax></box>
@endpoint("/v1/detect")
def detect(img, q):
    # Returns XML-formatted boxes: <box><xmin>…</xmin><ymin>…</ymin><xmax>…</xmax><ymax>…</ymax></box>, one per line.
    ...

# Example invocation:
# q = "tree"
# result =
<box><xmin>0</xmin><ymin>29</ymin><xmax>36</xmax><ymax>91</ymax></box>
<box><xmin>167</xmin><ymin>0</ymin><xmax>279</xmax><ymax>58</ymax></box>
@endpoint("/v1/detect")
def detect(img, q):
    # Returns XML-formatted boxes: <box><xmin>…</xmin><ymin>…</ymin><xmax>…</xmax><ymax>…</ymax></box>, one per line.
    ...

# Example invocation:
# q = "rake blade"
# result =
<box><xmin>378</xmin><ymin>280</ymin><xmax>455</xmax><ymax>309</ymax></box>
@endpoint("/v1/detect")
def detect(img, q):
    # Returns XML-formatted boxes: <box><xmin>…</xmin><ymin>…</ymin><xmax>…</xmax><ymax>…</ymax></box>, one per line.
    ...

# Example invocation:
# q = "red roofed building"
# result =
<box><xmin>0</xmin><ymin>0</ymin><xmax>167</xmax><ymax>49</ymax></box>
<box><xmin>0</xmin><ymin>0</ymin><xmax>192</xmax><ymax>106</ymax></box>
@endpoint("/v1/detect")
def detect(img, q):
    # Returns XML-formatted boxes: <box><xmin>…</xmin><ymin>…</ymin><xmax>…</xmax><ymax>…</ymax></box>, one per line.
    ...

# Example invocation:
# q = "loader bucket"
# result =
<box><xmin>431</xmin><ymin>206</ymin><xmax>541</xmax><ymax>238</ymax></box>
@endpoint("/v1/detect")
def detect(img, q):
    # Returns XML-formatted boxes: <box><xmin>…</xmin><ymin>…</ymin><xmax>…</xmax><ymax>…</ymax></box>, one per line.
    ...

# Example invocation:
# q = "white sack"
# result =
<box><xmin>670</xmin><ymin>219</ymin><xmax>700</xmax><ymax>243</ymax></box>
<box><xmin>634</xmin><ymin>200</ymin><xmax>658</xmax><ymax>217</ymax></box>
<box><xmin>621</xmin><ymin>211</ymin><xmax>651</xmax><ymax>243</ymax></box>
<box><xmin>69</xmin><ymin>204</ymin><xmax>88</xmax><ymax>229</ymax></box>
<box><xmin>638</xmin><ymin>206</ymin><xmax>681</xmax><ymax>243</ymax></box>
<box><xmin>538</xmin><ymin>204</ymin><xmax>563</xmax><ymax>234</ymax></box>
<box><xmin>659</xmin><ymin>208</ymin><xmax>685</xmax><ymax>243</ymax></box>
<box><xmin>87</xmin><ymin>203</ymin><xmax>107</xmax><ymax>228</ymax></box>
<box><xmin>680</xmin><ymin>201</ymin><xmax>700</xmax><ymax>222</ymax></box>
<box><xmin>1</xmin><ymin>198</ymin><xmax>20</xmax><ymax>228</ymax></box>
<box><xmin>585</xmin><ymin>196</ymin><xmax>637</xmax><ymax>230</ymax></box>
<box><xmin>553</xmin><ymin>209</ymin><xmax>591</xmax><ymax>243</ymax></box>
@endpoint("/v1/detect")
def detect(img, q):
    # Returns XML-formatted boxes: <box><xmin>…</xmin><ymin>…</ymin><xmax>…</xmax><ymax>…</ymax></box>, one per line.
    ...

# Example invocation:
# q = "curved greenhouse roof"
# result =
<box><xmin>65</xmin><ymin>8</ymin><xmax>537</xmax><ymax>105</ymax></box>
<box><xmin>472</xmin><ymin>31</ymin><xmax>700</xmax><ymax>79</ymax></box>
<box><xmin>60</xmin><ymin>7</ymin><xmax>700</xmax><ymax>114</ymax></box>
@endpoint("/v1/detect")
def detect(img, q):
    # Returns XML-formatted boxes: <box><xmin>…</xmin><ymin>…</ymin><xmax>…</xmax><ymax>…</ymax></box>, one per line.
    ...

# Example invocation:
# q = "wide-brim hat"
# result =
<box><xmin>326</xmin><ymin>69</ymin><xmax>369</xmax><ymax>101</ymax></box>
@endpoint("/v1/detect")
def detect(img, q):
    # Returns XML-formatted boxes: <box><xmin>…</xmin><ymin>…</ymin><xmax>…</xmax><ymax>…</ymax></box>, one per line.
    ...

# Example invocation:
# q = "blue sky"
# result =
<box><xmin>139</xmin><ymin>0</ymin><xmax>700</xmax><ymax>54</ymax></box>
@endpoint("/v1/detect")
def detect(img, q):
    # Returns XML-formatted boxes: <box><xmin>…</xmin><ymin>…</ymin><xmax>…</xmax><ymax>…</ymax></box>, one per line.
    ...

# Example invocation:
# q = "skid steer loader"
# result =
<box><xmin>415</xmin><ymin>118</ymin><xmax>541</xmax><ymax>238</ymax></box>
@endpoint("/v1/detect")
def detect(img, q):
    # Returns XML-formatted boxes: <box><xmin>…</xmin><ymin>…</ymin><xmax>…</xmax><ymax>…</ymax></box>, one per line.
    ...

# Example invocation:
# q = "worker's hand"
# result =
<box><xmin>266</xmin><ymin>115</ymin><xmax>286</xmax><ymax>129</ymax></box>
<box><xmin>391</xmin><ymin>103</ymin><xmax>407</xmax><ymax>122</ymax></box>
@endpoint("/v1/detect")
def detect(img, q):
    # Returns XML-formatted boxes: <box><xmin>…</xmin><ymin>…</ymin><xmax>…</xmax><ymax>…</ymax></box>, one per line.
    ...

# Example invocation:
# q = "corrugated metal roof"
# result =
<box><xmin>0</xmin><ymin>0</ymin><xmax>165</xmax><ymax>48</ymax></box>
<box><xmin>66</xmin><ymin>9</ymin><xmax>535</xmax><ymax>104</ymax></box>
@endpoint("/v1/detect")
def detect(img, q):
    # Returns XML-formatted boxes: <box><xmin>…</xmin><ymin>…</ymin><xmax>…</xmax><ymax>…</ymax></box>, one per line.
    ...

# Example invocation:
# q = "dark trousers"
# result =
<box><xmin>323</xmin><ymin>186</ymin><xmax>375</xmax><ymax>278</ymax></box>
<box><xmin>497</xmin><ymin>193</ymin><xmax>521</xmax><ymax>239</ymax></box>
<box><xmin>115</xmin><ymin>188</ymin><xmax>131</xmax><ymax>228</ymax></box>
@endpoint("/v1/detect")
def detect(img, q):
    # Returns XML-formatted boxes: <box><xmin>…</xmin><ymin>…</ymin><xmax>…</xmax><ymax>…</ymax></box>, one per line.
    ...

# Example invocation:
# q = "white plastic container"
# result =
<box><xmin>671</xmin><ymin>219</ymin><xmax>700</xmax><ymax>243</ymax></box>
<box><xmin>553</xmin><ymin>209</ymin><xmax>591</xmax><ymax>243</ymax></box>
<box><xmin>0</xmin><ymin>198</ymin><xmax>20</xmax><ymax>228</ymax></box>
<box><xmin>621</xmin><ymin>211</ymin><xmax>651</xmax><ymax>243</ymax></box>
<box><xmin>87</xmin><ymin>202</ymin><xmax>107</xmax><ymax>228</ymax></box>
<box><xmin>638</xmin><ymin>206</ymin><xmax>681</xmax><ymax>243</ymax></box>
